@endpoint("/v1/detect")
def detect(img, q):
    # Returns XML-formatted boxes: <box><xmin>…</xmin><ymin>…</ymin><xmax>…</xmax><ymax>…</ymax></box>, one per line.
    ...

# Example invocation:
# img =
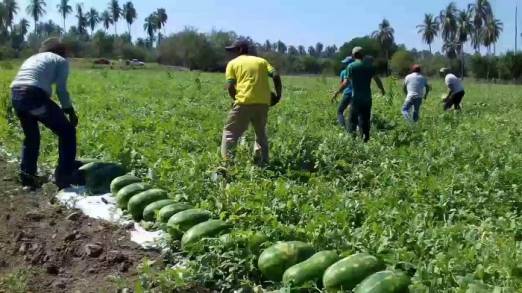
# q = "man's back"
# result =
<box><xmin>405</xmin><ymin>72</ymin><xmax>427</xmax><ymax>99</ymax></box>
<box><xmin>445</xmin><ymin>73</ymin><xmax>464</xmax><ymax>93</ymax></box>
<box><xmin>226</xmin><ymin>55</ymin><xmax>275</xmax><ymax>105</ymax></box>
<box><xmin>347</xmin><ymin>60</ymin><xmax>375</xmax><ymax>104</ymax></box>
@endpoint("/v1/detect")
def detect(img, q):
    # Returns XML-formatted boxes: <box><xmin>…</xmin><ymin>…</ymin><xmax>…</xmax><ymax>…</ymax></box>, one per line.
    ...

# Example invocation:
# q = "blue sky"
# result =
<box><xmin>15</xmin><ymin>0</ymin><xmax>522</xmax><ymax>53</ymax></box>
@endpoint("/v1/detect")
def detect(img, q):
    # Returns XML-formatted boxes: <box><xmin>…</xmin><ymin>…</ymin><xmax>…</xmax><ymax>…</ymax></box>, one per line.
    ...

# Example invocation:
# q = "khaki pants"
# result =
<box><xmin>221</xmin><ymin>104</ymin><xmax>269</xmax><ymax>164</ymax></box>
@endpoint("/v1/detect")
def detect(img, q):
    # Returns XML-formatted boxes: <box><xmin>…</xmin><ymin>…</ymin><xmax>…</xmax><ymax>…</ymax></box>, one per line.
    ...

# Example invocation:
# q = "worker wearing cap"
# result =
<box><xmin>221</xmin><ymin>39</ymin><xmax>282</xmax><ymax>165</ymax></box>
<box><xmin>332</xmin><ymin>57</ymin><xmax>355</xmax><ymax>129</ymax></box>
<box><xmin>10</xmin><ymin>37</ymin><xmax>78</xmax><ymax>190</ymax></box>
<box><xmin>344</xmin><ymin>46</ymin><xmax>385</xmax><ymax>142</ymax></box>
<box><xmin>440</xmin><ymin>68</ymin><xmax>465</xmax><ymax>111</ymax></box>
<box><xmin>402</xmin><ymin>64</ymin><xmax>430</xmax><ymax>122</ymax></box>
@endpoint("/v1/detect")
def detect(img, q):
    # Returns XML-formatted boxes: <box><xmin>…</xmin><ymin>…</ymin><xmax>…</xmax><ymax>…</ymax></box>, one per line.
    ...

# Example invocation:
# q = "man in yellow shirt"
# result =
<box><xmin>221</xmin><ymin>39</ymin><xmax>282</xmax><ymax>165</ymax></box>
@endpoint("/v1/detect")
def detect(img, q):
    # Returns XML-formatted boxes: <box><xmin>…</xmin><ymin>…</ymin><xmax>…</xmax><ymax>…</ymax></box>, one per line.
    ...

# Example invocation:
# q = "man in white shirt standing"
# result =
<box><xmin>402</xmin><ymin>64</ymin><xmax>430</xmax><ymax>122</ymax></box>
<box><xmin>440</xmin><ymin>68</ymin><xmax>466</xmax><ymax>111</ymax></box>
<box><xmin>10</xmin><ymin>38</ymin><xmax>78</xmax><ymax>190</ymax></box>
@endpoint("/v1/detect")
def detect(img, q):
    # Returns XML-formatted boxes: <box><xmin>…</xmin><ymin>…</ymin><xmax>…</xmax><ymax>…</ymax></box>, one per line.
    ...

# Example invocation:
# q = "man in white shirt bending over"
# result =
<box><xmin>440</xmin><ymin>68</ymin><xmax>465</xmax><ymax>111</ymax></box>
<box><xmin>402</xmin><ymin>64</ymin><xmax>430</xmax><ymax>122</ymax></box>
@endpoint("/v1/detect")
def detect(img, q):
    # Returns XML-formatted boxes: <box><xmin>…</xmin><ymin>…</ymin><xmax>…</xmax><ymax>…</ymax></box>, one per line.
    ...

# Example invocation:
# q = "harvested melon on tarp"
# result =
<box><xmin>79</xmin><ymin>161</ymin><xmax>126</xmax><ymax>195</ymax></box>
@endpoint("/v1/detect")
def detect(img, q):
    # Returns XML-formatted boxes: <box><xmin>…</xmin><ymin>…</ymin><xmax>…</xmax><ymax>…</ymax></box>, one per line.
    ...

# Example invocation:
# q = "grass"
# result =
<box><xmin>0</xmin><ymin>61</ymin><xmax>521</xmax><ymax>292</ymax></box>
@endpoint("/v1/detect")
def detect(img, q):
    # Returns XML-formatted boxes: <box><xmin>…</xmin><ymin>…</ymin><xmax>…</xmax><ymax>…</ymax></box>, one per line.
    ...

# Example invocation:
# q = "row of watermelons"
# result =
<box><xmin>110</xmin><ymin>174</ymin><xmax>232</xmax><ymax>248</ymax></box>
<box><xmin>79</xmin><ymin>163</ymin><xmax>413</xmax><ymax>292</ymax></box>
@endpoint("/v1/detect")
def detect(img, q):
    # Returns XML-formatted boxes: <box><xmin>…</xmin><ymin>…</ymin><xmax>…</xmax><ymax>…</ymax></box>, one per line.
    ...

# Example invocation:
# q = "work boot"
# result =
<box><xmin>19</xmin><ymin>172</ymin><xmax>43</xmax><ymax>191</ymax></box>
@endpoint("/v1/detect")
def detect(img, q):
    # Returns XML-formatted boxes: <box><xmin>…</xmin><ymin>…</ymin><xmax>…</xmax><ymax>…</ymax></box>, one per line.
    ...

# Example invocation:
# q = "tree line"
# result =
<box><xmin>1</xmin><ymin>0</ymin><xmax>521</xmax><ymax>81</ymax></box>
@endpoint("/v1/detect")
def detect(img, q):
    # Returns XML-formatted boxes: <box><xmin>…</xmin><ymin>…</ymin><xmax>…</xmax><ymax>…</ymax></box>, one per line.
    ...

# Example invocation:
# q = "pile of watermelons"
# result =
<box><xmin>80</xmin><ymin>166</ymin><xmax>415</xmax><ymax>292</ymax></box>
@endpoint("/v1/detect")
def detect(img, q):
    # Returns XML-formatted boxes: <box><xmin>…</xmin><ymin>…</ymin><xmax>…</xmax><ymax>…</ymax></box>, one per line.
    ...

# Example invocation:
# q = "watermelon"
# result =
<box><xmin>142</xmin><ymin>199</ymin><xmax>176</xmax><ymax>222</ymax></box>
<box><xmin>127</xmin><ymin>189</ymin><xmax>168</xmax><ymax>221</ymax></box>
<box><xmin>79</xmin><ymin>162</ymin><xmax>126</xmax><ymax>194</ymax></box>
<box><xmin>282</xmin><ymin>250</ymin><xmax>339</xmax><ymax>287</ymax></box>
<box><xmin>157</xmin><ymin>203</ymin><xmax>193</xmax><ymax>223</ymax></box>
<box><xmin>323</xmin><ymin>253</ymin><xmax>385</xmax><ymax>291</ymax></box>
<box><xmin>115</xmin><ymin>182</ymin><xmax>150</xmax><ymax>210</ymax></box>
<box><xmin>219</xmin><ymin>231</ymin><xmax>268</xmax><ymax>251</ymax></box>
<box><xmin>181</xmin><ymin>220</ymin><xmax>232</xmax><ymax>248</ymax></box>
<box><xmin>354</xmin><ymin>270</ymin><xmax>411</xmax><ymax>293</ymax></box>
<box><xmin>166</xmin><ymin>209</ymin><xmax>211</xmax><ymax>238</ymax></box>
<box><xmin>258</xmin><ymin>241</ymin><xmax>315</xmax><ymax>282</ymax></box>
<box><xmin>110</xmin><ymin>174</ymin><xmax>140</xmax><ymax>195</ymax></box>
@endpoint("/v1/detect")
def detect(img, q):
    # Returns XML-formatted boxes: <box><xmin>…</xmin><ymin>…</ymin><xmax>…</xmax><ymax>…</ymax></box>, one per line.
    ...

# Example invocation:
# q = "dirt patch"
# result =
<box><xmin>0</xmin><ymin>157</ymin><xmax>159</xmax><ymax>293</ymax></box>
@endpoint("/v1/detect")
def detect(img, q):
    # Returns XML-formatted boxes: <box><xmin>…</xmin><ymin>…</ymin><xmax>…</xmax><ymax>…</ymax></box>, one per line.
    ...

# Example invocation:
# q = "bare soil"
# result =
<box><xmin>0</xmin><ymin>157</ymin><xmax>159</xmax><ymax>293</ymax></box>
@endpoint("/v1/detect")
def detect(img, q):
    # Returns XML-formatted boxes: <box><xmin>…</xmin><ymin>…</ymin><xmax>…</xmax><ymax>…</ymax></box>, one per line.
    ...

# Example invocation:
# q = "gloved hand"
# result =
<box><xmin>270</xmin><ymin>92</ymin><xmax>281</xmax><ymax>106</ymax></box>
<box><xmin>63</xmin><ymin>108</ymin><xmax>78</xmax><ymax>127</ymax></box>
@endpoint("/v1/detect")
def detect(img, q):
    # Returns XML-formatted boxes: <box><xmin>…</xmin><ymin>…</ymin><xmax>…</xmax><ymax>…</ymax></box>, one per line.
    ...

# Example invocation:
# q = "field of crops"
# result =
<box><xmin>0</xmin><ymin>63</ymin><xmax>521</xmax><ymax>292</ymax></box>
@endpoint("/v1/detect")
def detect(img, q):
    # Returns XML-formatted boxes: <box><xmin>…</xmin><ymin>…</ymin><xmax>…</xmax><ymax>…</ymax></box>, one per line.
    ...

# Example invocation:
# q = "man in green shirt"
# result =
<box><xmin>346</xmin><ymin>47</ymin><xmax>385</xmax><ymax>142</ymax></box>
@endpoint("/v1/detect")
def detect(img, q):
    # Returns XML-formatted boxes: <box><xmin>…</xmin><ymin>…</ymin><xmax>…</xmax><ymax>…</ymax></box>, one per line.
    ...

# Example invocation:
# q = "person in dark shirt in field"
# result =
<box><xmin>342</xmin><ymin>47</ymin><xmax>386</xmax><ymax>142</ymax></box>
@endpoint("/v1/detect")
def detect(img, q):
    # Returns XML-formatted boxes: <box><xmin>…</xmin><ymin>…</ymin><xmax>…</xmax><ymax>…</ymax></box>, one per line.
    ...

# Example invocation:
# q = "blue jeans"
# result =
<box><xmin>337</xmin><ymin>92</ymin><xmax>352</xmax><ymax>128</ymax></box>
<box><xmin>11</xmin><ymin>86</ymin><xmax>77</xmax><ymax>187</ymax></box>
<box><xmin>402</xmin><ymin>97</ymin><xmax>423</xmax><ymax>122</ymax></box>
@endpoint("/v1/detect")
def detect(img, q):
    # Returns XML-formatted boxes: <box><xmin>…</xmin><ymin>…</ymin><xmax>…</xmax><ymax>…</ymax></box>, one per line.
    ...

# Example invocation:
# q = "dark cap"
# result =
<box><xmin>225</xmin><ymin>39</ymin><xmax>250</xmax><ymax>51</ymax></box>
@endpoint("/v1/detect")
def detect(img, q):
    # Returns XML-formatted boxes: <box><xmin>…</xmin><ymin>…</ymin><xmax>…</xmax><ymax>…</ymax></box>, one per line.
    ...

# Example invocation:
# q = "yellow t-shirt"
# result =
<box><xmin>225</xmin><ymin>55</ymin><xmax>276</xmax><ymax>105</ymax></box>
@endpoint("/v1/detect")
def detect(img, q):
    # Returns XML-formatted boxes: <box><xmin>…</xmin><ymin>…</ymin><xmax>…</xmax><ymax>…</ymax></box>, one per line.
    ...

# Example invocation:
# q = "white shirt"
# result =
<box><xmin>11</xmin><ymin>52</ymin><xmax>72</xmax><ymax>109</ymax></box>
<box><xmin>445</xmin><ymin>74</ymin><xmax>464</xmax><ymax>93</ymax></box>
<box><xmin>404</xmin><ymin>72</ymin><xmax>428</xmax><ymax>100</ymax></box>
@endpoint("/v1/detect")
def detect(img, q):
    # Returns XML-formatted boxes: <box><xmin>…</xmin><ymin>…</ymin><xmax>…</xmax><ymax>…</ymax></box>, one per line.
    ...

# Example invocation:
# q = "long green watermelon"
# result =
<box><xmin>166</xmin><ymin>209</ymin><xmax>212</xmax><ymax>238</ymax></box>
<box><xmin>354</xmin><ymin>270</ymin><xmax>411</xmax><ymax>293</ymax></box>
<box><xmin>282</xmin><ymin>250</ymin><xmax>339</xmax><ymax>287</ymax></box>
<box><xmin>219</xmin><ymin>231</ymin><xmax>267</xmax><ymax>251</ymax></box>
<box><xmin>110</xmin><ymin>174</ymin><xmax>141</xmax><ymax>195</ymax></box>
<box><xmin>115</xmin><ymin>182</ymin><xmax>150</xmax><ymax>210</ymax></box>
<box><xmin>323</xmin><ymin>253</ymin><xmax>385</xmax><ymax>291</ymax></box>
<box><xmin>181</xmin><ymin>220</ymin><xmax>232</xmax><ymax>248</ymax></box>
<box><xmin>258</xmin><ymin>241</ymin><xmax>315</xmax><ymax>282</ymax></box>
<box><xmin>127</xmin><ymin>189</ymin><xmax>168</xmax><ymax>221</ymax></box>
<box><xmin>157</xmin><ymin>203</ymin><xmax>193</xmax><ymax>223</ymax></box>
<box><xmin>79</xmin><ymin>162</ymin><xmax>126</xmax><ymax>194</ymax></box>
<box><xmin>142</xmin><ymin>199</ymin><xmax>176</xmax><ymax>222</ymax></box>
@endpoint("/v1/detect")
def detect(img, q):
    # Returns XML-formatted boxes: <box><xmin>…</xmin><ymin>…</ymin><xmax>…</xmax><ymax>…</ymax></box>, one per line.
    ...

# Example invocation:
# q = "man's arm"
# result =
<box><xmin>332</xmin><ymin>79</ymin><xmax>348</xmax><ymax>102</ymax></box>
<box><xmin>272</xmin><ymin>73</ymin><xmax>282</xmax><ymax>98</ymax></box>
<box><xmin>424</xmin><ymin>83</ymin><xmax>431</xmax><ymax>100</ymax></box>
<box><xmin>402</xmin><ymin>83</ymin><xmax>407</xmax><ymax>95</ymax></box>
<box><xmin>226</xmin><ymin>82</ymin><xmax>237</xmax><ymax>100</ymax></box>
<box><xmin>373</xmin><ymin>76</ymin><xmax>386</xmax><ymax>95</ymax></box>
<box><xmin>56</xmin><ymin>61</ymin><xmax>73</xmax><ymax>110</ymax></box>
<box><xmin>56</xmin><ymin>61</ymin><xmax>78</xmax><ymax>127</ymax></box>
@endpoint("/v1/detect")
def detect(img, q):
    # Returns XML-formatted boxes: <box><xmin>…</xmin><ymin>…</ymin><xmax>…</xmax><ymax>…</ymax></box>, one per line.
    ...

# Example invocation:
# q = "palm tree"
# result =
<box><xmin>56</xmin><ymin>0</ymin><xmax>71</xmax><ymax>33</ymax></box>
<box><xmin>100</xmin><ymin>10</ymin><xmax>112</xmax><ymax>32</ymax></box>
<box><xmin>482</xmin><ymin>16</ymin><xmax>503</xmax><ymax>79</ymax></box>
<box><xmin>483</xmin><ymin>16</ymin><xmax>503</xmax><ymax>55</ymax></box>
<box><xmin>417</xmin><ymin>13</ymin><xmax>439</xmax><ymax>54</ymax></box>
<box><xmin>86</xmin><ymin>8</ymin><xmax>99</xmax><ymax>36</ymax></box>
<box><xmin>18</xmin><ymin>17</ymin><xmax>29</xmax><ymax>37</ymax></box>
<box><xmin>4</xmin><ymin>0</ymin><xmax>18</xmax><ymax>32</ymax></box>
<box><xmin>122</xmin><ymin>1</ymin><xmax>136</xmax><ymax>41</ymax></box>
<box><xmin>468</xmin><ymin>0</ymin><xmax>492</xmax><ymax>53</ymax></box>
<box><xmin>75</xmin><ymin>3</ymin><xmax>87</xmax><ymax>36</ymax></box>
<box><xmin>0</xmin><ymin>3</ymin><xmax>7</xmax><ymax>33</ymax></box>
<box><xmin>143</xmin><ymin>13</ymin><xmax>157</xmax><ymax>47</ymax></box>
<box><xmin>108</xmin><ymin>0</ymin><xmax>121</xmax><ymax>35</ymax></box>
<box><xmin>456</xmin><ymin>8</ymin><xmax>473</xmax><ymax>77</ymax></box>
<box><xmin>372</xmin><ymin>18</ymin><xmax>395</xmax><ymax>75</ymax></box>
<box><xmin>156</xmin><ymin>8</ymin><xmax>167</xmax><ymax>34</ymax></box>
<box><xmin>439</xmin><ymin>2</ymin><xmax>458</xmax><ymax>43</ymax></box>
<box><xmin>26</xmin><ymin>0</ymin><xmax>46</xmax><ymax>34</ymax></box>
<box><xmin>17</xmin><ymin>18</ymin><xmax>29</xmax><ymax>36</ymax></box>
